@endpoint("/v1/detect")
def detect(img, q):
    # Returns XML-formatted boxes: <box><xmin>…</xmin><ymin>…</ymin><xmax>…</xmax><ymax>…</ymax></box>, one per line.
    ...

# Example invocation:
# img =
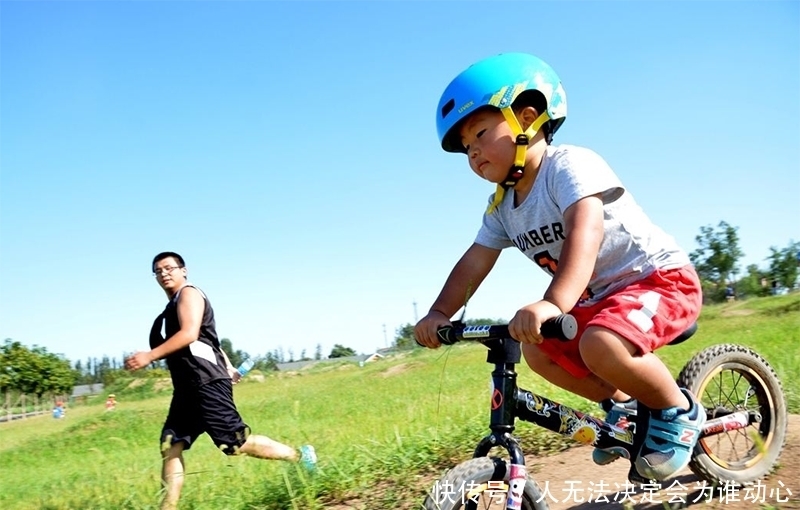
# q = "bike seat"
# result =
<box><xmin>668</xmin><ymin>322</ymin><xmax>697</xmax><ymax>345</ymax></box>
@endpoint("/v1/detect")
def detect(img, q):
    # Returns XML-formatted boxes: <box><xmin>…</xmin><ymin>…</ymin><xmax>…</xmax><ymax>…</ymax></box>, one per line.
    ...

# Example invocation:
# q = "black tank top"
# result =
<box><xmin>149</xmin><ymin>285</ymin><xmax>229</xmax><ymax>390</ymax></box>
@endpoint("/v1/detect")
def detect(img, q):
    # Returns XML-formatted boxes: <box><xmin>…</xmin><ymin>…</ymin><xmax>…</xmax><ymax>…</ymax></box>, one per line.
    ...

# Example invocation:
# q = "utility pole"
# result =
<box><xmin>413</xmin><ymin>300</ymin><xmax>418</xmax><ymax>323</ymax></box>
<box><xmin>383</xmin><ymin>323</ymin><xmax>388</xmax><ymax>348</ymax></box>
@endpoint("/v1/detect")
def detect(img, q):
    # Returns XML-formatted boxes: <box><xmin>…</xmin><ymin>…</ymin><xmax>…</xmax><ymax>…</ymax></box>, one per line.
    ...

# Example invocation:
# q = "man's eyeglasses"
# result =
<box><xmin>153</xmin><ymin>266</ymin><xmax>182</xmax><ymax>277</ymax></box>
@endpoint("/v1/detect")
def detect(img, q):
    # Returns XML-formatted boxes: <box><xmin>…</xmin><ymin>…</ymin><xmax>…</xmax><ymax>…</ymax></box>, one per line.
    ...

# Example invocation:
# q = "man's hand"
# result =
<box><xmin>124</xmin><ymin>351</ymin><xmax>154</xmax><ymax>371</ymax></box>
<box><xmin>508</xmin><ymin>300</ymin><xmax>563</xmax><ymax>344</ymax></box>
<box><xmin>414</xmin><ymin>310</ymin><xmax>452</xmax><ymax>349</ymax></box>
<box><xmin>227</xmin><ymin>366</ymin><xmax>242</xmax><ymax>384</ymax></box>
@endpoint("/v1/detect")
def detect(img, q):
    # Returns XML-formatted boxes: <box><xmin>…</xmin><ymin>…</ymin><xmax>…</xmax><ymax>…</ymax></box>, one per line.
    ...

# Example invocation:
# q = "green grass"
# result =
<box><xmin>0</xmin><ymin>294</ymin><xmax>797</xmax><ymax>509</ymax></box>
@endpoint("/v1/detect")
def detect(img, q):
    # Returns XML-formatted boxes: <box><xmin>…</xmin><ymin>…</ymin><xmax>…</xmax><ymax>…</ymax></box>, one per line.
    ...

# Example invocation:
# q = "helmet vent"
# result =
<box><xmin>441</xmin><ymin>99</ymin><xmax>455</xmax><ymax>119</ymax></box>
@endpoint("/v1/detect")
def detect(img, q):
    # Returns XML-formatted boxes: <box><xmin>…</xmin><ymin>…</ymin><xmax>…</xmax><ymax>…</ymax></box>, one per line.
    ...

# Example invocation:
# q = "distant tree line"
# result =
<box><xmin>72</xmin><ymin>339</ymin><xmax>360</xmax><ymax>387</ymax></box>
<box><xmin>689</xmin><ymin>221</ymin><xmax>798</xmax><ymax>302</ymax></box>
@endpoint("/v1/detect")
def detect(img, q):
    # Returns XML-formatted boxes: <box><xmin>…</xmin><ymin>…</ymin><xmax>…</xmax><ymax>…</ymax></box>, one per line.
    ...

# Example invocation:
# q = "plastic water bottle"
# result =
<box><xmin>236</xmin><ymin>359</ymin><xmax>255</xmax><ymax>378</ymax></box>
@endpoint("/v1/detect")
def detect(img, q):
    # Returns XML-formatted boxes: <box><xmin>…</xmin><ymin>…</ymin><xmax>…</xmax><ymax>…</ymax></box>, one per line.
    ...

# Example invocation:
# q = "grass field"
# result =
<box><xmin>0</xmin><ymin>294</ymin><xmax>797</xmax><ymax>509</ymax></box>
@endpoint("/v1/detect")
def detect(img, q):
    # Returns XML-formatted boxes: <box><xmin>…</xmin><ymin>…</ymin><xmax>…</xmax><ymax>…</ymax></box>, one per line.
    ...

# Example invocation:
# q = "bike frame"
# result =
<box><xmin>457</xmin><ymin>327</ymin><xmax>756</xmax><ymax>509</ymax></box>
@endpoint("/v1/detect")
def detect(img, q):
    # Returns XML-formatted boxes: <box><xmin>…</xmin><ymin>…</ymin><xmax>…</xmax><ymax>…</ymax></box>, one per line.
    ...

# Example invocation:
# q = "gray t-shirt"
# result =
<box><xmin>475</xmin><ymin>144</ymin><xmax>690</xmax><ymax>303</ymax></box>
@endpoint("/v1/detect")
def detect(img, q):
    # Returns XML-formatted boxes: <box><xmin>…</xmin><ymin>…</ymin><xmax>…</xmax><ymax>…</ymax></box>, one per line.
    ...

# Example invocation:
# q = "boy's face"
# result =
<box><xmin>459</xmin><ymin>109</ymin><xmax>516</xmax><ymax>183</ymax></box>
<box><xmin>153</xmin><ymin>256</ymin><xmax>187</xmax><ymax>293</ymax></box>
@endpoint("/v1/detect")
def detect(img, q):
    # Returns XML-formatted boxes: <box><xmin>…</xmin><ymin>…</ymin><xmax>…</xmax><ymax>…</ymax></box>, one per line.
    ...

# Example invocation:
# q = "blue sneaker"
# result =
<box><xmin>635</xmin><ymin>388</ymin><xmax>706</xmax><ymax>480</ymax></box>
<box><xmin>593</xmin><ymin>398</ymin><xmax>637</xmax><ymax>465</ymax></box>
<box><xmin>299</xmin><ymin>445</ymin><xmax>317</xmax><ymax>472</ymax></box>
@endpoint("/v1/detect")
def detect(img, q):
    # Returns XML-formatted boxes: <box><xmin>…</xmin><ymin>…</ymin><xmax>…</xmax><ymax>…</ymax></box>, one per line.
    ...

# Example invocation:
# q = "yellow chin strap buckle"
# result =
<box><xmin>486</xmin><ymin>108</ymin><xmax>551</xmax><ymax>214</ymax></box>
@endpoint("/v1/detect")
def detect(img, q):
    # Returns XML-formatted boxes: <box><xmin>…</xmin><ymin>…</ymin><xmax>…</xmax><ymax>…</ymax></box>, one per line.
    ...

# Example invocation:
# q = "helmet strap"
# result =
<box><xmin>486</xmin><ymin>108</ymin><xmax>551</xmax><ymax>214</ymax></box>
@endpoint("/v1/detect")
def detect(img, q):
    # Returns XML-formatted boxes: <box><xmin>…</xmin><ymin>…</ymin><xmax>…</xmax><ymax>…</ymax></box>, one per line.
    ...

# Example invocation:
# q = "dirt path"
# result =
<box><xmin>527</xmin><ymin>414</ymin><xmax>799</xmax><ymax>509</ymax></box>
<box><xmin>327</xmin><ymin>416</ymin><xmax>798</xmax><ymax>509</ymax></box>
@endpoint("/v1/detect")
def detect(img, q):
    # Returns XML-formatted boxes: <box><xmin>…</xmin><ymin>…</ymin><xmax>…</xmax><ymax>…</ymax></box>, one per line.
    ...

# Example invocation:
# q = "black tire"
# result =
<box><xmin>422</xmin><ymin>457</ymin><xmax>549</xmax><ymax>510</ymax></box>
<box><xmin>677</xmin><ymin>343</ymin><xmax>788</xmax><ymax>485</ymax></box>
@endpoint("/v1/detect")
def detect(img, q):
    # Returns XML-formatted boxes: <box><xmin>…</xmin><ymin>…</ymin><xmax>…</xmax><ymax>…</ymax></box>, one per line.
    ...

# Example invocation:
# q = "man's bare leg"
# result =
<box><xmin>160</xmin><ymin>442</ymin><xmax>186</xmax><ymax>510</ymax></box>
<box><xmin>238</xmin><ymin>434</ymin><xmax>299</xmax><ymax>460</ymax></box>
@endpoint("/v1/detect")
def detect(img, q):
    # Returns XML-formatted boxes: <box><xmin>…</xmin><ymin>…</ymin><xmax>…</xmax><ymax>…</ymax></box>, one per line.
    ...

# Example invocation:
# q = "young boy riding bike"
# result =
<box><xmin>414</xmin><ymin>52</ymin><xmax>705</xmax><ymax>481</ymax></box>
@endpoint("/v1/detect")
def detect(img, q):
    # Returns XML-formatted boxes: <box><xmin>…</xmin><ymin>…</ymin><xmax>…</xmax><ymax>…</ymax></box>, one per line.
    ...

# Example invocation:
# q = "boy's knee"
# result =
<box><xmin>578</xmin><ymin>329</ymin><xmax>618</xmax><ymax>370</ymax></box>
<box><xmin>578</xmin><ymin>327</ymin><xmax>637</xmax><ymax>372</ymax></box>
<box><xmin>522</xmin><ymin>343</ymin><xmax>553</xmax><ymax>372</ymax></box>
<box><xmin>578</xmin><ymin>333</ymin><xmax>601</xmax><ymax>358</ymax></box>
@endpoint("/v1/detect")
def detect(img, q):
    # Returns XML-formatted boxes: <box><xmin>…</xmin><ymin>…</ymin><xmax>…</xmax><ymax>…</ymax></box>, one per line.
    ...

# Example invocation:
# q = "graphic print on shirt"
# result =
<box><xmin>533</xmin><ymin>250</ymin><xmax>595</xmax><ymax>302</ymax></box>
<box><xmin>511</xmin><ymin>222</ymin><xmax>566</xmax><ymax>253</ymax></box>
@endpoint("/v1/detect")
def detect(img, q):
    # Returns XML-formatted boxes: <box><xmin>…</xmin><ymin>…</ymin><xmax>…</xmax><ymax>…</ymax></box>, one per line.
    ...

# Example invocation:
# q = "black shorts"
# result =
<box><xmin>161</xmin><ymin>378</ymin><xmax>250</xmax><ymax>455</ymax></box>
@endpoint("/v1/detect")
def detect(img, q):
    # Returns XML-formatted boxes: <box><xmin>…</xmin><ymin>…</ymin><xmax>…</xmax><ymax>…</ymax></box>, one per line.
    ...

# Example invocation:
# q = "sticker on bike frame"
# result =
<box><xmin>508</xmin><ymin>464</ymin><xmax>527</xmax><ymax>510</ymax></box>
<box><xmin>555</xmin><ymin>405</ymin><xmax>635</xmax><ymax>446</ymax></box>
<box><xmin>462</xmin><ymin>325</ymin><xmax>492</xmax><ymax>338</ymax></box>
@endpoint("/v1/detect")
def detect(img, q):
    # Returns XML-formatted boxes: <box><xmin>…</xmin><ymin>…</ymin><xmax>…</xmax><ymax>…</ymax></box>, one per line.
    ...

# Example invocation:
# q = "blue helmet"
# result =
<box><xmin>436</xmin><ymin>53</ymin><xmax>567</xmax><ymax>153</ymax></box>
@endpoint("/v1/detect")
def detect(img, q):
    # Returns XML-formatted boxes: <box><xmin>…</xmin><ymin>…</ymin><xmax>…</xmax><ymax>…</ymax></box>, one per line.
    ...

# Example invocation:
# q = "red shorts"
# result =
<box><xmin>537</xmin><ymin>266</ymin><xmax>702</xmax><ymax>379</ymax></box>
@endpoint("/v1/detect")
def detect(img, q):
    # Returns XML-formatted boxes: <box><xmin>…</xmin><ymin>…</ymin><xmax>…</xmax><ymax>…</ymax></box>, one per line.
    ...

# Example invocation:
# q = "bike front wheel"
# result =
<box><xmin>423</xmin><ymin>457</ymin><xmax>549</xmax><ymax>510</ymax></box>
<box><xmin>677</xmin><ymin>343</ymin><xmax>788</xmax><ymax>485</ymax></box>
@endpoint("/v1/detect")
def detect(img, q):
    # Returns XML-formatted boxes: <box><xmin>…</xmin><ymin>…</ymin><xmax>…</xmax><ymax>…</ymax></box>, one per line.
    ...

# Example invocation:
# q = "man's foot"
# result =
<box><xmin>635</xmin><ymin>388</ymin><xmax>706</xmax><ymax>480</ymax></box>
<box><xmin>592</xmin><ymin>398</ymin><xmax>637</xmax><ymax>465</ymax></box>
<box><xmin>299</xmin><ymin>445</ymin><xmax>317</xmax><ymax>471</ymax></box>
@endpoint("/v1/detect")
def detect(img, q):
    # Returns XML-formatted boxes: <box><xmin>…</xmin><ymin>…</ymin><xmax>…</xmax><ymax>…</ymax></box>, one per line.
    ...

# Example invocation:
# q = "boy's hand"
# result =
<box><xmin>509</xmin><ymin>300</ymin><xmax>563</xmax><ymax>344</ymax></box>
<box><xmin>414</xmin><ymin>310</ymin><xmax>452</xmax><ymax>349</ymax></box>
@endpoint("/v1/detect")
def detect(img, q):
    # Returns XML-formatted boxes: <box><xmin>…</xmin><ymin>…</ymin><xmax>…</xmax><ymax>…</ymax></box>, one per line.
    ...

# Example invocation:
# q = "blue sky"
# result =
<box><xmin>1</xmin><ymin>1</ymin><xmax>798</xmax><ymax>364</ymax></box>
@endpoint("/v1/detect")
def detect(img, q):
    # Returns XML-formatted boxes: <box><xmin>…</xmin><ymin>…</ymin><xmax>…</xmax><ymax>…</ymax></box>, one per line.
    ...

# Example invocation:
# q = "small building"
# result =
<box><xmin>70</xmin><ymin>383</ymin><xmax>105</xmax><ymax>400</ymax></box>
<box><xmin>274</xmin><ymin>353</ymin><xmax>384</xmax><ymax>372</ymax></box>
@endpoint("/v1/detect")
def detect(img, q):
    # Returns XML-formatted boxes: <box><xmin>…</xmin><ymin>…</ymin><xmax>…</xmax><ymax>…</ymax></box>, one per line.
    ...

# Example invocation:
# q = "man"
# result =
<box><xmin>125</xmin><ymin>251</ymin><xmax>316</xmax><ymax>510</ymax></box>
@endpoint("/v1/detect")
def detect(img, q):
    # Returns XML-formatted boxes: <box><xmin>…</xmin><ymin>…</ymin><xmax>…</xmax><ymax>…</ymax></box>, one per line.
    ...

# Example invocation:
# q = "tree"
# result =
<box><xmin>35</xmin><ymin>349</ymin><xmax>77</xmax><ymax>396</ymax></box>
<box><xmin>737</xmin><ymin>264</ymin><xmax>772</xmax><ymax>299</ymax></box>
<box><xmin>767</xmin><ymin>241</ymin><xmax>800</xmax><ymax>291</ymax></box>
<box><xmin>394</xmin><ymin>323</ymin><xmax>417</xmax><ymax>350</ymax></box>
<box><xmin>329</xmin><ymin>344</ymin><xmax>356</xmax><ymax>358</ymax></box>
<box><xmin>689</xmin><ymin>221</ymin><xmax>744</xmax><ymax>302</ymax></box>
<box><xmin>314</xmin><ymin>344</ymin><xmax>322</xmax><ymax>361</ymax></box>
<box><xmin>219</xmin><ymin>338</ymin><xmax>247</xmax><ymax>368</ymax></box>
<box><xmin>0</xmin><ymin>340</ymin><xmax>77</xmax><ymax>397</ymax></box>
<box><xmin>464</xmin><ymin>317</ymin><xmax>507</xmax><ymax>326</ymax></box>
<box><xmin>256</xmin><ymin>353</ymin><xmax>279</xmax><ymax>372</ymax></box>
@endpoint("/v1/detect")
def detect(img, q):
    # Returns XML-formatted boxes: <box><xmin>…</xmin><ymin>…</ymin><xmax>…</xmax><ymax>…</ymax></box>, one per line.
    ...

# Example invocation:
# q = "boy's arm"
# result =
<box><xmin>544</xmin><ymin>194</ymin><xmax>604</xmax><ymax>312</ymax></box>
<box><xmin>509</xmin><ymin>194</ymin><xmax>604</xmax><ymax>344</ymax></box>
<box><xmin>415</xmin><ymin>243</ymin><xmax>501</xmax><ymax>348</ymax></box>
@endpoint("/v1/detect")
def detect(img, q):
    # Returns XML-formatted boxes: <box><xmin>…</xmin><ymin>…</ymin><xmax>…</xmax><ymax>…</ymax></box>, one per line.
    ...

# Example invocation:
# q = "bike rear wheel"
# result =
<box><xmin>677</xmin><ymin>343</ymin><xmax>788</xmax><ymax>485</ymax></box>
<box><xmin>423</xmin><ymin>457</ymin><xmax>548</xmax><ymax>510</ymax></box>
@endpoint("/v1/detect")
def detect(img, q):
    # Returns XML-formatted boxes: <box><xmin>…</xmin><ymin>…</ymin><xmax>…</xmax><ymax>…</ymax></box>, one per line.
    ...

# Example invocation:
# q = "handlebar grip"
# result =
<box><xmin>436</xmin><ymin>325</ymin><xmax>459</xmax><ymax>345</ymax></box>
<box><xmin>413</xmin><ymin>325</ymin><xmax>459</xmax><ymax>347</ymax></box>
<box><xmin>541</xmin><ymin>314</ymin><xmax>578</xmax><ymax>341</ymax></box>
<box><xmin>430</xmin><ymin>314</ymin><xmax>577</xmax><ymax>345</ymax></box>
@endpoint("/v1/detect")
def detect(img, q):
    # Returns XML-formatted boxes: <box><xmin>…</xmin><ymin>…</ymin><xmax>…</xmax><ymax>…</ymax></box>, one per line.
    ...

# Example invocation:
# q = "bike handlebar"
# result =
<box><xmin>430</xmin><ymin>314</ymin><xmax>578</xmax><ymax>346</ymax></box>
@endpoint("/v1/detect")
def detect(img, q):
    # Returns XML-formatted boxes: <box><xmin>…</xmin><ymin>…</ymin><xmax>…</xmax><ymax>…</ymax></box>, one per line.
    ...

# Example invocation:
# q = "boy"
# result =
<box><xmin>414</xmin><ymin>53</ymin><xmax>704</xmax><ymax>481</ymax></box>
<box><xmin>125</xmin><ymin>252</ymin><xmax>316</xmax><ymax>510</ymax></box>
